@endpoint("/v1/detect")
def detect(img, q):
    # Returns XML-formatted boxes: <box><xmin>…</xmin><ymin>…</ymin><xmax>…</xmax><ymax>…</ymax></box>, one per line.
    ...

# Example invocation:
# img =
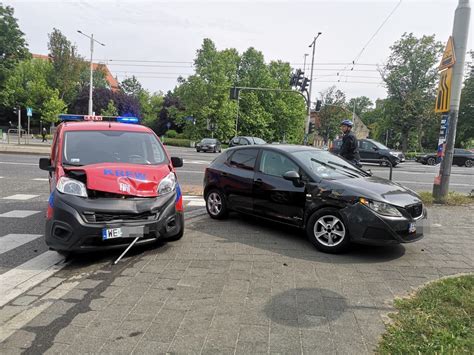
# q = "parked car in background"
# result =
<box><xmin>415</xmin><ymin>148</ymin><xmax>474</xmax><ymax>167</ymax></box>
<box><xmin>229</xmin><ymin>136</ymin><xmax>266</xmax><ymax>147</ymax></box>
<box><xmin>330</xmin><ymin>138</ymin><xmax>404</xmax><ymax>167</ymax></box>
<box><xmin>203</xmin><ymin>145</ymin><xmax>426</xmax><ymax>253</ymax></box>
<box><xmin>196</xmin><ymin>138</ymin><xmax>222</xmax><ymax>153</ymax></box>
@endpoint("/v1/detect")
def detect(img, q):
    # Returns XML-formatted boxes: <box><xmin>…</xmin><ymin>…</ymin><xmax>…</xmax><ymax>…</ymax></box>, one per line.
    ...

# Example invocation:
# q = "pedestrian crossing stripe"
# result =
<box><xmin>2</xmin><ymin>194</ymin><xmax>40</xmax><ymax>201</ymax></box>
<box><xmin>0</xmin><ymin>210</ymin><xmax>41</xmax><ymax>218</ymax></box>
<box><xmin>435</xmin><ymin>67</ymin><xmax>452</xmax><ymax>113</ymax></box>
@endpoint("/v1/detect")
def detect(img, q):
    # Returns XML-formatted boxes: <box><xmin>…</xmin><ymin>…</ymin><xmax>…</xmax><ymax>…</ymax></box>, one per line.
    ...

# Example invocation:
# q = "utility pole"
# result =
<box><xmin>78</xmin><ymin>31</ymin><xmax>105</xmax><ymax>116</ymax></box>
<box><xmin>433</xmin><ymin>0</ymin><xmax>471</xmax><ymax>202</ymax></box>
<box><xmin>304</xmin><ymin>33</ymin><xmax>322</xmax><ymax>145</ymax></box>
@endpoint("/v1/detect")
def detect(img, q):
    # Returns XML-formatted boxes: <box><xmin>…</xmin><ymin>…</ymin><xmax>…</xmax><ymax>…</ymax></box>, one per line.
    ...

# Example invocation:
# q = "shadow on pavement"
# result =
<box><xmin>191</xmin><ymin>213</ymin><xmax>406</xmax><ymax>264</ymax></box>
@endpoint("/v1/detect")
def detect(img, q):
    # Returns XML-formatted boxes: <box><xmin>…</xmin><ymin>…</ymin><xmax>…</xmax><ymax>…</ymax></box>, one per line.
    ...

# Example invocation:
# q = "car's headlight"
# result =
<box><xmin>158</xmin><ymin>172</ymin><xmax>176</xmax><ymax>195</ymax></box>
<box><xmin>57</xmin><ymin>177</ymin><xmax>87</xmax><ymax>197</ymax></box>
<box><xmin>359</xmin><ymin>198</ymin><xmax>402</xmax><ymax>217</ymax></box>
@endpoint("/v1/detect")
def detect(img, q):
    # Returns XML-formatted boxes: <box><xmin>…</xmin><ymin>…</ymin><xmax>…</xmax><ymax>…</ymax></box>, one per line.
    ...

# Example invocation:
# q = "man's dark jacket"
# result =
<box><xmin>340</xmin><ymin>131</ymin><xmax>360</xmax><ymax>161</ymax></box>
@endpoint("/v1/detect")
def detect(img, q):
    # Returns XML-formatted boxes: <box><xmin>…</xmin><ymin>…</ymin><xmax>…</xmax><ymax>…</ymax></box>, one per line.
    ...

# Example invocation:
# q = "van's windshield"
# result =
<box><xmin>62</xmin><ymin>131</ymin><xmax>168</xmax><ymax>166</ymax></box>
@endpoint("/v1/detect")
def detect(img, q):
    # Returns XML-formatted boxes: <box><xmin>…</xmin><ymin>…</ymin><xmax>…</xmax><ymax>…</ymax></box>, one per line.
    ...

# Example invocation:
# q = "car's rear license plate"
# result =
<box><xmin>408</xmin><ymin>222</ymin><xmax>416</xmax><ymax>234</ymax></box>
<box><xmin>102</xmin><ymin>228</ymin><xmax>122</xmax><ymax>240</ymax></box>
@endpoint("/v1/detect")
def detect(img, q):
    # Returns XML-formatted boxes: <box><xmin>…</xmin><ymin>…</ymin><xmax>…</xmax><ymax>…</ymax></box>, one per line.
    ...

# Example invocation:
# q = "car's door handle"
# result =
<box><xmin>254</xmin><ymin>178</ymin><xmax>263</xmax><ymax>185</ymax></box>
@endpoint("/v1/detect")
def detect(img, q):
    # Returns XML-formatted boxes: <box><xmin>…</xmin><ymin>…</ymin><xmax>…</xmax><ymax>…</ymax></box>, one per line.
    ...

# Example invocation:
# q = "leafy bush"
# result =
<box><xmin>166</xmin><ymin>129</ymin><xmax>178</xmax><ymax>138</ymax></box>
<box><xmin>162</xmin><ymin>137</ymin><xmax>193</xmax><ymax>147</ymax></box>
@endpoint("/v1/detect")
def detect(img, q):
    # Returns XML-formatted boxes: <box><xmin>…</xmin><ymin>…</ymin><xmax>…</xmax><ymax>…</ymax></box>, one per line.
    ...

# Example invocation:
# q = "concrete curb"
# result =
<box><xmin>0</xmin><ymin>144</ymin><xmax>50</xmax><ymax>156</ymax></box>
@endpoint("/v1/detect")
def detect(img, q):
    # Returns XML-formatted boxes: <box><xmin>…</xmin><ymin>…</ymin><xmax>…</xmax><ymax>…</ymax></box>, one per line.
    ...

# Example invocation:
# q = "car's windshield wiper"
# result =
<box><xmin>325</xmin><ymin>160</ymin><xmax>370</xmax><ymax>177</ymax></box>
<box><xmin>310</xmin><ymin>158</ymin><xmax>359</xmax><ymax>178</ymax></box>
<box><xmin>63</xmin><ymin>162</ymin><xmax>83</xmax><ymax>167</ymax></box>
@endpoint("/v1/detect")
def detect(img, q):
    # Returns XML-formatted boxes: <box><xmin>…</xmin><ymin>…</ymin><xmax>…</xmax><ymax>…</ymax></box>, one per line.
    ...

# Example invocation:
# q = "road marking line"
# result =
<box><xmin>0</xmin><ymin>176</ymin><xmax>4</xmax><ymax>179</ymax></box>
<box><xmin>0</xmin><ymin>234</ymin><xmax>43</xmax><ymax>255</ymax></box>
<box><xmin>183</xmin><ymin>195</ymin><xmax>203</xmax><ymax>201</ymax></box>
<box><xmin>0</xmin><ymin>210</ymin><xmax>41</xmax><ymax>218</ymax></box>
<box><xmin>176</xmin><ymin>170</ymin><xmax>204</xmax><ymax>174</ymax></box>
<box><xmin>187</xmin><ymin>200</ymin><xmax>206</xmax><ymax>207</ymax></box>
<box><xmin>183</xmin><ymin>160</ymin><xmax>210</xmax><ymax>165</ymax></box>
<box><xmin>0</xmin><ymin>251</ymin><xmax>66</xmax><ymax>308</ymax></box>
<box><xmin>396</xmin><ymin>180</ymin><xmax>473</xmax><ymax>187</ymax></box>
<box><xmin>32</xmin><ymin>178</ymin><xmax>49</xmax><ymax>181</ymax></box>
<box><xmin>2</xmin><ymin>194</ymin><xmax>39</xmax><ymax>200</ymax></box>
<box><xmin>0</xmin><ymin>161</ymin><xmax>37</xmax><ymax>166</ymax></box>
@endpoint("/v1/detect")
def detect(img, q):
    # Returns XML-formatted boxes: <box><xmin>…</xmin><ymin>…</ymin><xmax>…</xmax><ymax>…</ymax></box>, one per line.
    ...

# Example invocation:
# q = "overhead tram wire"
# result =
<box><xmin>336</xmin><ymin>0</ymin><xmax>402</xmax><ymax>84</ymax></box>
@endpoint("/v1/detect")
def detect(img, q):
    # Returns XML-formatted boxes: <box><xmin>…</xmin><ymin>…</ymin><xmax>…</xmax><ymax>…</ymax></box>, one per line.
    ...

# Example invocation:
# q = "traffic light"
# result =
<box><xmin>308</xmin><ymin>122</ymin><xmax>315</xmax><ymax>134</ymax></box>
<box><xmin>300</xmin><ymin>78</ymin><xmax>310</xmax><ymax>92</ymax></box>
<box><xmin>295</xmin><ymin>69</ymin><xmax>304</xmax><ymax>87</ymax></box>
<box><xmin>229</xmin><ymin>87</ymin><xmax>240</xmax><ymax>100</ymax></box>
<box><xmin>315</xmin><ymin>100</ymin><xmax>322</xmax><ymax>112</ymax></box>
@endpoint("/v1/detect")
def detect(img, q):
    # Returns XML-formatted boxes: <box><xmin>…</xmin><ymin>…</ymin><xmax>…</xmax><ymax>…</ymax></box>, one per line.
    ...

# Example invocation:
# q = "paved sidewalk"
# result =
<box><xmin>0</xmin><ymin>205</ymin><xmax>473</xmax><ymax>354</ymax></box>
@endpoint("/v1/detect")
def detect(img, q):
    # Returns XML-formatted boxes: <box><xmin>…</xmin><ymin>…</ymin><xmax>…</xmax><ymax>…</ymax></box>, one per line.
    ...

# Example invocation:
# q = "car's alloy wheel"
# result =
<box><xmin>306</xmin><ymin>208</ymin><xmax>350</xmax><ymax>253</ymax></box>
<box><xmin>427</xmin><ymin>157</ymin><xmax>436</xmax><ymax>165</ymax></box>
<box><xmin>380</xmin><ymin>157</ymin><xmax>391</xmax><ymax>167</ymax></box>
<box><xmin>206</xmin><ymin>189</ymin><xmax>228</xmax><ymax>219</ymax></box>
<box><xmin>465</xmin><ymin>160</ymin><xmax>473</xmax><ymax>168</ymax></box>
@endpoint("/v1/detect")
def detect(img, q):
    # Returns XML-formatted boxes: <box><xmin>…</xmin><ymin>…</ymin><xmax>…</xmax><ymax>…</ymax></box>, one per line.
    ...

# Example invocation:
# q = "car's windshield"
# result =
<box><xmin>201</xmin><ymin>139</ymin><xmax>216</xmax><ymax>144</ymax></box>
<box><xmin>370</xmin><ymin>140</ymin><xmax>389</xmax><ymax>150</ymax></box>
<box><xmin>252</xmin><ymin>137</ymin><xmax>266</xmax><ymax>144</ymax></box>
<box><xmin>62</xmin><ymin>131</ymin><xmax>168</xmax><ymax>166</ymax></box>
<box><xmin>293</xmin><ymin>150</ymin><xmax>367</xmax><ymax>180</ymax></box>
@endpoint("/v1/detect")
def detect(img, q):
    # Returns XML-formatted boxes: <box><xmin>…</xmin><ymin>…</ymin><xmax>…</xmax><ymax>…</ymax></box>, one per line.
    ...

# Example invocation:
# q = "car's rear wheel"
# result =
<box><xmin>427</xmin><ymin>157</ymin><xmax>436</xmax><ymax>165</ymax></box>
<box><xmin>306</xmin><ymin>208</ymin><xmax>350</xmax><ymax>253</ymax></box>
<box><xmin>206</xmin><ymin>189</ymin><xmax>228</xmax><ymax>219</ymax></box>
<box><xmin>465</xmin><ymin>159</ymin><xmax>473</xmax><ymax>168</ymax></box>
<box><xmin>196</xmin><ymin>149</ymin><xmax>201</xmax><ymax>153</ymax></box>
<box><xmin>380</xmin><ymin>157</ymin><xmax>391</xmax><ymax>167</ymax></box>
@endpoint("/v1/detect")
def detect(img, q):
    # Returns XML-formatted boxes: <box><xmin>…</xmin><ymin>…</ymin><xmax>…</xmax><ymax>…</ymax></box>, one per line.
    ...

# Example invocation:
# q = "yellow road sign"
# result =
<box><xmin>435</xmin><ymin>68</ymin><xmax>452</xmax><ymax>113</ymax></box>
<box><xmin>439</xmin><ymin>36</ymin><xmax>456</xmax><ymax>71</ymax></box>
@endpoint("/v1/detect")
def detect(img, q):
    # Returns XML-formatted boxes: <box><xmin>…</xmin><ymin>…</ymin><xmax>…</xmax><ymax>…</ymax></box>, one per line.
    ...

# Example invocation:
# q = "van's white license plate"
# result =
<box><xmin>102</xmin><ymin>228</ymin><xmax>122</xmax><ymax>240</ymax></box>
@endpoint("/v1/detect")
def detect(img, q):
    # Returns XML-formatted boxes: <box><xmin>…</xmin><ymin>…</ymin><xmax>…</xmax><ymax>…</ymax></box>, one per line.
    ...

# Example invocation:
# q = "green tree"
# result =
<box><xmin>48</xmin><ymin>28</ymin><xmax>85</xmax><ymax>105</ymax></box>
<box><xmin>139</xmin><ymin>91</ymin><xmax>164</xmax><ymax>127</ymax></box>
<box><xmin>0</xmin><ymin>4</ymin><xmax>30</xmax><ymax>89</ymax></box>
<box><xmin>1</xmin><ymin>59</ymin><xmax>55</xmax><ymax>112</ymax></box>
<box><xmin>100</xmin><ymin>99</ymin><xmax>118</xmax><ymax>116</ymax></box>
<box><xmin>120</xmin><ymin>76</ymin><xmax>143</xmax><ymax>97</ymax></box>
<box><xmin>457</xmin><ymin>76</ymin><xmax>474</xmax><ymax>147</ymax></box>
<box><xmin>381</xmin><ymin>33</ymin><xmax>443</xmax><ymax>152</ymax></box>
<box><xmin>317</xmin><ymin>86</ymin><xmax>347</xmax><ymax>143</ymax></box>
<box><xmin>79</xmin><ymin>64</ymin><xmax>109</xmax><ymax>91</ymax></box>
<box><xmin>41</xmin><ymin>92</ymin><xmax>67</xmax><ymax>123</ymax></box>
<box><xmin>347</xmin><ymin>96</ymin><xmax>373</xmax><ymax>117</ymax></box>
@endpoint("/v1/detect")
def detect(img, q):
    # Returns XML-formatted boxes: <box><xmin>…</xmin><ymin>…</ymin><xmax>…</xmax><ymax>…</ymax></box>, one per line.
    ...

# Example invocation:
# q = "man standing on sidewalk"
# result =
<box><xmin>41</xmin><ymin>127</ymin><xmax>47</xmax><ymax>142</ymax></box>
<box><xmin>339</xmin><ymin>119</ymin><xmax>361</xmax><ymax>167</ymax></box>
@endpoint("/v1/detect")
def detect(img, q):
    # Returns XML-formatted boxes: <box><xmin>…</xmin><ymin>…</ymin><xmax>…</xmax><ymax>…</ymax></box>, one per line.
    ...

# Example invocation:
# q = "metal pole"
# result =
<box><xmin>17</xmin><ymin>107</ymin><xmax>21</xmax><ymax>145</ymax></box>
<box><xmin>236</xmin><ymin>92</ymin><xmax>240</xmax><ymax>136</ymax></box>
<box><xmin>433</xmin><ymin>0</ymin><xmax>471</xmax><ymax>202</ymax></box>
<box><xmin>88</xmin><ymin>34</ymin><xmax>94</xmax><ymax>116</ymax></box>
<box><xmin>304</xmin><ymin>33</ymin><xmax>322</xmax><ymax>144</ymax></box>
<box><xmin>27</xmin><ymin>115</ymin><xmax>30</xmax><ymax>144</ymax></box>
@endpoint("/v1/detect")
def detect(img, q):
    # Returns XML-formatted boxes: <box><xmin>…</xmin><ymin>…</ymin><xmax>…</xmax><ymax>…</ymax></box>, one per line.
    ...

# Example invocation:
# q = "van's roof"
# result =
<box><xmin>60</xmin><ymin>121</ymin><xmax>152</xmax><ymax>133</ymax></box>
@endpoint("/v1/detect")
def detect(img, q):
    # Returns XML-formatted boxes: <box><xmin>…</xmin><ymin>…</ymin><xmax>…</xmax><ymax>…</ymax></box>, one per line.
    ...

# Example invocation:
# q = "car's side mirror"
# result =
<box><xmin>171</xmin><ymin>157</ymin><xmax>183</xmax><ymax>168</ymax></box>
<box><xmin>283</xmin><ymin>170</ymin><xmax>300</xmax><ymax>182</ymax></box>
<box><xmin>39</xmin><ymin>158</ymin><xmax>54</xmax><ymax>172</ymax></box>
<box><xmin>372</xmin><ymin>146</ymin><xmax>379</xmax><ymax>151</ymax></box>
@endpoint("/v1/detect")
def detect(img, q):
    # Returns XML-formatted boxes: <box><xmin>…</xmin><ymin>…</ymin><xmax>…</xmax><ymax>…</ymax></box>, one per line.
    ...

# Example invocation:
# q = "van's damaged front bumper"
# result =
<box><xmin>45</xmin><ymin>189</ymin><xmax>183</xmax><ymax>252</ymax></box>
<box><xmin>339</xmin><ymin>203</ymin><xmax>427</xmax><ymax>246</ymax></box>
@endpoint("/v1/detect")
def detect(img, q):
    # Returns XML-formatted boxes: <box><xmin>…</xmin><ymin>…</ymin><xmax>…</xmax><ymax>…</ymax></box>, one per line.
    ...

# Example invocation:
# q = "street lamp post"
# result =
<box><xmin>77</xmin><ymin>31</ymin><xmax>105</xmax><ymax>116</ymax></box>
<box><xmin>304</xmin><ymin>32</ymin><xmax>322</xmax><ymax>144</ymax></box>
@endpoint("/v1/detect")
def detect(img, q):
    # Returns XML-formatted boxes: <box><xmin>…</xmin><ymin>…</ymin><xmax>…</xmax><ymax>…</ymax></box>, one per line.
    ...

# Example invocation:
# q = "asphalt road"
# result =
<box><xmin>0</xmin><ymin>148</ymin><xmax>472</xmax><ymax>308</ymax></box>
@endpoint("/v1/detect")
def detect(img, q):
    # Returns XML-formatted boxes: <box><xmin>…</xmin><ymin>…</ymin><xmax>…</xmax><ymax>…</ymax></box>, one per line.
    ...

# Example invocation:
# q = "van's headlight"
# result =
<box><xmin>359</xmin><ymin>197</ymin><xmax>402</xmax><ymax>217</ymax></box>
<box><xmin>57</xmin><ymin>177</ymin><xmax>88</xmax><ymax>198</ymax></box>
<box><xmin>158</xmin><ymin>172</ymin><xmax>176</xmax><ymax>195</ymax></box>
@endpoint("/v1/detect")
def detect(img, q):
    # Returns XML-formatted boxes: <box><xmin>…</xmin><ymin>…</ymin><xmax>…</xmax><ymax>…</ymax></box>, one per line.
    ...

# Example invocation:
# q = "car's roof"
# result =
<box><xmin>229</xmin><ymin>144</ymin><xmax>323</xmax><ymax>153</ymax></box>
<box><xmin>60</xmin><ymin>121</ymin><xmax>152</xmax><ymax>133</ymax></box>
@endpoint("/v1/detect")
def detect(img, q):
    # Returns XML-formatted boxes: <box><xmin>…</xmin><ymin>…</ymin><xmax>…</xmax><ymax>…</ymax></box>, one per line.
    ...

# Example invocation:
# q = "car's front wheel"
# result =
<box><xmin>306</xmin><ymin>208</ymin><xmax>350</xmax><ymax>253</ymax></box>
<box><xmin>427</xmin><ymin>157</ymin><xmax>436</xmax><ymax>165</ymax></box>
<box><xmin>465</xmin><ymin>159</ymin><xmax>473</xmax><ymax>168</ymax></box>
<box><xmin>205</xmin><ymin>189</ymin><xmax>228</xmax><ymax>219</ymax></box>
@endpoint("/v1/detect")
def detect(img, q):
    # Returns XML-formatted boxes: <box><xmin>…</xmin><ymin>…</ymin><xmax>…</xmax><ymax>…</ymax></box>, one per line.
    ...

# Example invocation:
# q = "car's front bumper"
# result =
<box><xmin>45</xmin><ymin>189</ymin><xmax>183</xmax><ymax>252</ymax></box>
<box><xmin>340</xmin><ymin>203</ymin><xmax>427</xmax><ymax>246</ymax></box>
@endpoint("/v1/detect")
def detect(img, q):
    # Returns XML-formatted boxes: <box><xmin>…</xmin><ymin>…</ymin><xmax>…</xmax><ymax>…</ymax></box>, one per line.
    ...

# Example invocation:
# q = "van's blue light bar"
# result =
<box><xmin>117</xmin><ymin>117</ymin><xmax>139</xmax><ymax>124</ymax></box>
<box><xmin>58</xmin><ymin>114</ymin><xmax>140</xmax><ymax>124</ymax></box>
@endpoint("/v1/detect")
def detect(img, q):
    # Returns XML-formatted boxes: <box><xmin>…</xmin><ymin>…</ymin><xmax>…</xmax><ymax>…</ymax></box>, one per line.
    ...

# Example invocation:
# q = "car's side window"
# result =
<box><xmin>360</xmin><ymin>141</ymin><xmax>370</xmax><ymax>150</ymax></box>
<box><xmin>259</xmin><ymin>150</ymin><xmax>299</xmax><ymax>177</ymax></box>
<box><xmin>232</xmin><ymin>138</ymin><xmax>240</xmax><ymax>145</ymax></box>
<box><xmin>240</xmin><ymin>139</ymin><xmax>249</xmax><ymax>145</ymax></box>
<box><xmin>229</xmin><ymin>149</ymin><xmax>258</xmax><ymax>170</ymax></box>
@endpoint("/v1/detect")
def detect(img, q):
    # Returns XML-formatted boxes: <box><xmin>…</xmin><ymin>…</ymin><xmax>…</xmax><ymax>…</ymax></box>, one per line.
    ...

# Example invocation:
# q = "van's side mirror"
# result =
<box><xmin>39</xmin><ymin>158</ymin><xmax>54</xmax><ymax>172</ymax></box>
<box><xmin>171</xmin><ymin>157</ymin><xmax>183</xmax><ymax>168</ymax></box>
